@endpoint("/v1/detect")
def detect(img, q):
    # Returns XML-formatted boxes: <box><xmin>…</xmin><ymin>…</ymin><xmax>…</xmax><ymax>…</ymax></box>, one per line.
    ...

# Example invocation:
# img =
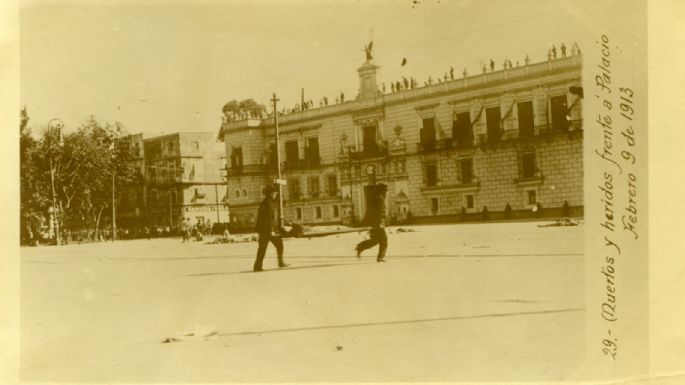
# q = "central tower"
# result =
<box><xmin>357</xmin><ymin>60</ymin><xmax>381</xmax><ymax>100</ymax></box>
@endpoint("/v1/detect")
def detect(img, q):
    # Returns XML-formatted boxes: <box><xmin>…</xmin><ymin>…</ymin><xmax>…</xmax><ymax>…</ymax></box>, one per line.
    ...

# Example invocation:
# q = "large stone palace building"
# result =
<box><xmin>218</xmin><ymin>54</ymin><xmax>583</xmax><ymax>231</ymax></box>
<box><xmin>118</xmin><ymin>132</ymin><xmax>229</xmax><ymax>230</ymax></box>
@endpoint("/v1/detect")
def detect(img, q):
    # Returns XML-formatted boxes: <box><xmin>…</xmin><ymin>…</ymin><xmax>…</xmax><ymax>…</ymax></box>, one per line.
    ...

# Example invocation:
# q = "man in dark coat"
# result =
<box><xmin>253</xmin><ymin>185</ymin><xmax>288</xmax><ymax>272</ymax></box>
<box><xmin>356</xmin><ymin>183</ymin><xmax>388</xmax><ymax>262</ymax></box>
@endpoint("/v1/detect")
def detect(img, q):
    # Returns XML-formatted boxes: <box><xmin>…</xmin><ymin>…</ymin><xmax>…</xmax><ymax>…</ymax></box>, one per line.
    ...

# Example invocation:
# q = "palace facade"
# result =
<box><xmin>218</xmin><ymin>54</ymin><xmax>583</xmax><ymax>231</ymax></box>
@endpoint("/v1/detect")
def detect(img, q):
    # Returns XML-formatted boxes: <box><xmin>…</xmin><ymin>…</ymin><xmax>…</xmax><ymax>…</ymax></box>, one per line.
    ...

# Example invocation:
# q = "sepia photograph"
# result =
<box><xmin>2</xmin><ymin>0</ymin><xmax>669</xmax><ymax>384</ymax></box>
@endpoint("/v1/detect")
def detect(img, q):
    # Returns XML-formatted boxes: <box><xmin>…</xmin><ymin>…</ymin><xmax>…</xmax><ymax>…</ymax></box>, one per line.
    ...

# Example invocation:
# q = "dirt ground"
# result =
<box><xmin>20</xmin><ymin>221</ymin><xmax>584</xmax><ymax>382</ymax></box>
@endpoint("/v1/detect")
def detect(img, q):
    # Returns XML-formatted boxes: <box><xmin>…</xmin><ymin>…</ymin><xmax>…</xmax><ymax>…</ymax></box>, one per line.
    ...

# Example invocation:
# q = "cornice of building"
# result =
<box><xmin>218</xmin><ymin>55</ymin><xmax>582</xmax><ymax>138</ymax></box>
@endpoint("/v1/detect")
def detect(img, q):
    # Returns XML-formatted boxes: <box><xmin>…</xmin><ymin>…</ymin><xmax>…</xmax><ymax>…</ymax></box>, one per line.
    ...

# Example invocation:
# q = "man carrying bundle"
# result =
<box><xmin>355</xmin><ymin>183</ymin><xmax>388</xmax><ymax>262</ymax></box>
<box><xmin>253</xmin><ymin>185</ymin><xmax>289</xmax><ymax>272</ymax></box>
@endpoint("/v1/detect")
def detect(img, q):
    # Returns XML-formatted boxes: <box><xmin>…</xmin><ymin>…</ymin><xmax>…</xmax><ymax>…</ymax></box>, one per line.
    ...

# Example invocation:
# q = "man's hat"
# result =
<box><xmin>264</xmin><ymin>184</ymin><xmax>278</xmax><ymax>195</ymax></box>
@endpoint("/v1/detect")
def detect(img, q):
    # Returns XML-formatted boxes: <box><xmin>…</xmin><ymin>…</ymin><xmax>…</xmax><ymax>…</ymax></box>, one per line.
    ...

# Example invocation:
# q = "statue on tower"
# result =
<box><xmin>364</xmin><ymin>40</ymin><xmax>374</xmax><ymax>61</ymax></box>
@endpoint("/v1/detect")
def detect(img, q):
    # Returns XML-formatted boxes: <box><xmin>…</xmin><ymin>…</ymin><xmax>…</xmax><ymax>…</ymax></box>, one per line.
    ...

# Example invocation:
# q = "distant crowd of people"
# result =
<box><xmin>546</xmin><ymin>41</ymin><xmax>581</xmax><ymax>61</ymax></box>
<box><xmin>279</xmin><ymin>91</ymin><xmax>347</xmax><ymax>115</ymax></box>
<box><xmin>385</xmin><ymin>42</ymin><xmax>582</xmax><ymax>92</ymax></box>
<box><xmin>223</xmin><ymin>108</ymin><xmax>268</xmax><ymax>122</ymax></box>
<box><xmin>24</xmin><ymin>220</ymin><xmax>232</xmax><ymax>246</ymax></box>
<box><xmin>225</xmin><ymin>43</ymin><xmax>582</xmax><ymax>121</ymax></box>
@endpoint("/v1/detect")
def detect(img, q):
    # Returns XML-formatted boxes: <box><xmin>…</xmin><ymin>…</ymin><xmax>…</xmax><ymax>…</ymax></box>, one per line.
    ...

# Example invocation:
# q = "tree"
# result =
<box><xmin>20</xmin><ymin>111</ymin><xmax>137</xmax><ymax>245</ymax></box>
<box><xmin>239</xmin><ymin>98</ymin><xmax>262</xmax><ymax>118</ymax></box>
<box><xmin>20</xmin><ymin>107</ymin><xmax>51</xmax><ymax>245</ymax></box>
<box><xmin>222</xmin><ymin>98</ymin><xmax>266</xmax><ymax>122</ymax></box>
<box><xmin>61</xmin><ymin>118</ymin><xmax>136</xmax><ymax>239</ymax></box>
<box><xmin>28</xmin><ymin>116</ymin><xmax>136</xmax><ymax>242</ymax></box>
<box><xmin>222</xmin><ymin>100</ymin><xmax>240</xmax><ymax>120</ymax></box>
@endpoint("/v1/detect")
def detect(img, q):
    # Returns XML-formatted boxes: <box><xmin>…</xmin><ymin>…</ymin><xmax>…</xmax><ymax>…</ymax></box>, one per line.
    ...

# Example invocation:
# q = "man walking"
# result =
<box><xmin>356</xmin><ymin>183</ymin><xmax>388</xmax><ymax>262</ymax></box>
<box><xmin>180</xmin><ymin>218</ymin><xmax>190</xmax><ymax>243</ymax></box>
<box><xmin>253</xmin><ymin>185</ymin><xmax>289</xmax><ymax>272</ymax></box>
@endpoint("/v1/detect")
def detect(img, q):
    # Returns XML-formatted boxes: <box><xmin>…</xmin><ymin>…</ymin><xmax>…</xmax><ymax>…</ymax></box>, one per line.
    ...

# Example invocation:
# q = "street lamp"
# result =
<box><xmin>271</xmin><ymin>93</ymin><xmax>285</xmax><ymax>230</ymax></box>
<box><xmin>345</xmin><ymin>145</ymin><xmax>356</xmax><ymax>225</ymax></box>
<box><xmin>47</xmin><ymin>119</ymin><xmax>64</xmax><ymax>245</ymax></box>
<box><xmin>110</xmin><ymin>141</ymin><xmax>118</xmax><ymax>241</ymax></box>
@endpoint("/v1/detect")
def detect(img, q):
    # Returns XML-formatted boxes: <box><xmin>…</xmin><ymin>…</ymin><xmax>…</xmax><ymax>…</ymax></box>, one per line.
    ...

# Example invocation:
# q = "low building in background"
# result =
<box><xmin>118</xmin><ymin>132</ymin><xmax>229</xmax><ymax>231</ymax></box>
<box><xmin>219</xmin><ymin>52</ymin><xmax>583</xmax><ymax>231</ymax></box>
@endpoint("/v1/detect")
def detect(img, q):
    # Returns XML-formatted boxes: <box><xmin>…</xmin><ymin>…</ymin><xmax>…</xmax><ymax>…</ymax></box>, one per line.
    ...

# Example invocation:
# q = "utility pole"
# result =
<box><xmin>347</xmin><ymin>146</ymin><xmax>356</xmax><ymax>225</ymax></box>
<box><xmin>220</xmin><ymin>163</ymin><xmax>230</xmax><ymax>230</ymax></box>
<box><xmin>271</xmin><ymin>93</ymin><xmax>285</xmax><ymax>229</ymax></box>
<box><xmin>50</xmin><ymin>157</ymin><xmax>60</xmax><ymax>245</ymax></box>
<box><xmin>301</xmin><ymin>88</ymin><xmax>305</xmax><ymax>109</ymax></box>
<box><xmin>214</xmin><ymin>183</ymin><xmax>220</xmax><ymax>224</ymax></box>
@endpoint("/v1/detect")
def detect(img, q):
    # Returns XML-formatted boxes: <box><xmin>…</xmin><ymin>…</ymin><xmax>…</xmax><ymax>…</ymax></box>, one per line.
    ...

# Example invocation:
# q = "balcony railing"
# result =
<box><xmin>416</xmin><ymin>138</ymin><xmax>456</xmax><ymax>153</ymax></box>
<box><xmin>226</xmin><ymin>164</ymin><xmax>268</xmax><ymax>176</ymax></box>
<box><xmin>537</xmin><ymin>119</ymin><xmax>583</xmax><ymax>136</ymax></box>
<box><xmin>514</xmin><ymin>171</ymin><xmax>544</xmax><ymax>186</ymax></box>
<box><xmin>482</xmin><ymin>126</ymin><xmax>504</xmax><ymax>143</ymax></box>
<box><xmin>144</xmin><ymin>173</ymin><xmax>182</xmax><ymax>185</ymax></box>
<box><xmin>349</xmin><ymin>142</ymin><xmax>389</xmax><ymax>160</ymax></box>
<box><xmin>288</xmin><ymin>191</ymin><xmax>302</xmax><ymax>201</ymax></box>
<box><xmin>226</xmin><ymin>166</ymin><xmax>244</xmax><ymax>176</ymax></box>
<box><xmin>454</xmin><ymin>136</ymin><xmax>475</xmax><ymax>149</ymax></box>
<box><xmin>283</xmin><ymin>156</ymin><xmax>322</xmax><ymax>170</ymax></box>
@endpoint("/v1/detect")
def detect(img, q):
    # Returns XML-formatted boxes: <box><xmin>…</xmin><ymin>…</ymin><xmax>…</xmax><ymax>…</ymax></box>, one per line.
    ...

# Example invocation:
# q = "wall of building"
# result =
<box><xmin>219</xmin><ymin>55</ymin><xmax>583</xmax><ymax>229</ymax></box>
<box><xmin>404</xmin><ymin>132</ymin><xmax>583</xmax><ymax>217</ymax></box>
<box><xmin>120</xmin><ymin>132</ymin><xmax>229</xmax><ymax>230</ymax></box>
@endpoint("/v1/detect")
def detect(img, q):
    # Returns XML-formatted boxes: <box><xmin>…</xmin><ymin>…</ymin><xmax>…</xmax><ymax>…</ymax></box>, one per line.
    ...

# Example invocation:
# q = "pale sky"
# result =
<box><xmin>20</xmin><ymin>0</ymin><xmax>592</xmax><ymax>138</ymax></box>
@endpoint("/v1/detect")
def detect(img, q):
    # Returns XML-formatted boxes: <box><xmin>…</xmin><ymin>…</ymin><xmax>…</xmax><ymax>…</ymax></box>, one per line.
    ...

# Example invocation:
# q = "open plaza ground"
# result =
<box><xmin>20</xmin><ymin>221</ymin><xmax>584</xmax><ymax>383</ymax></box>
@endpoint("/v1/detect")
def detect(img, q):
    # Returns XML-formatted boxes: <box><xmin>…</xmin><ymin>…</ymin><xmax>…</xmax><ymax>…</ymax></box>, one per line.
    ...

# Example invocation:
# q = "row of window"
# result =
<box><xmin>233</xmin><ymin>188</ymin><xmax>249</xmax><ymax>199</ymax></box>
<box><xmin>421</xmin><ymin>96</ymin><xmax>571</xmax><ymax>149</ymax></box>
<box><xmin>228</xmin><ymin>95</ymin><xmax>571</xmax><ymax>170</ymax></box>
<box><xmin>224</xmin><ymin>174</ymin><xmax>340</xmax><ymax>202</ymax></box>
<box><xmin>344</xmin><ymin>159</ymin><xmax>406</xmax><ymax>177</ymax></box>
<box><xmin>289</xmin><ymin>174</ymin><xmax>338</xmax><ymax>199</ymax></box>
<box><xmin>427</xmin><ymin>189</ymin><xmax>538</xmax><ymax>215</ymax></box>
<box><xmin>121</xmin><ymin>188</ymin><xmax>179</xmax><ymax>209</ymax></box>
<box><xmin>281</xmin><ymin>137</ymin><xmax>321</xmax><ymax>167</ymax></box>
<box><xmin>143</xmin><ymin>140</ymin><xmax>201</xmax><ymax>158</ymax></box>
<box><xmin>123</xmin><ymin>186</ymin><xmax>223</xmax><ymax>208</ymax></box>
<box><xmin>294</xmin><ymin>205</ymin><xmax>340</xmax><ymax>220</ymax></box>
<box><xmin>230</xmin><ymin>137</ymin><xmax>322</xmax><ymax>171</ymax></box>
<box><xmin>424</xmin><ymin>152</ymin><xmax>537</xmax><ymax>187</ymax></box>
<box><xmin>141</xmin><ymin>162</ymin><xmax>200</xmax><ymax>184</ymax></box>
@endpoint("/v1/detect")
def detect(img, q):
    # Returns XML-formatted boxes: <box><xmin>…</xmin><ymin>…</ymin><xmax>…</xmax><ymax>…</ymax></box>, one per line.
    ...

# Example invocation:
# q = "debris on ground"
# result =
<box><xmin>207</xmin><ymin>236</ymin><xmax>255</xmax><ymax>244</ymax></box>
<box><xmin>162</xmin><ymin>328</ymin><xmax>219</xmax><ymax>344</ymax></box>
<box><xmin>396</xmin><ymin>227</ymin><xmax>417</xmax><ymax>233</ymax></box>
<box><xmin>208</xmin><ymin>237</ymin><xmax>235</xmax><ymax>244</ymax></box>
<box><xmin>336</xmin><ymin>345</ymin><xmax>344</xmax><ymax>351</ymax></box>
<box><xmin>538</xmin><ymin>218</ymin><xmax>581</xmax><ymax>227</ymax></box>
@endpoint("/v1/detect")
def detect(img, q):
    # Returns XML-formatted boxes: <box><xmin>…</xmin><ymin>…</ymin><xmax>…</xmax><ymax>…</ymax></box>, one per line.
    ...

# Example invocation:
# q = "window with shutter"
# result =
<box><xmin>425</xmin><ymin>163</ymin><xmax>438</xmax><ymax>187</ymax></box>
<box><xmin>521</xmin><ymin>152</ymin><xmax>536</xmax><ymax>178</ymax></box>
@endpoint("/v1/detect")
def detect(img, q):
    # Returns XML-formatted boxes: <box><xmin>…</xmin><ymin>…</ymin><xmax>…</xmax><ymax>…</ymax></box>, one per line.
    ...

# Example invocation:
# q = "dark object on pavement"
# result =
<box><xmin>538</xmin><ymin>218</ymin><xmax>580</xmax><ymax>227</ymax></box>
